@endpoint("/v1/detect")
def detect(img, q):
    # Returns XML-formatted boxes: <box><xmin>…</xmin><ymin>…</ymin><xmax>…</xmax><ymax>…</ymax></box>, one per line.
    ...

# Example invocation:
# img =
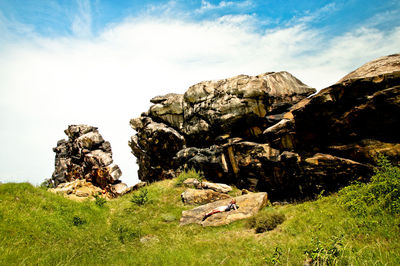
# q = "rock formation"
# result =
<box><xmin>52</xmin><ymin>125</ymin><xmax>126</xmax><ymax>199</ymax></box>
<box><xmin>130</xmin><ymin>54</ymin><xmax>400</xmax><ymax>201</ymax></box>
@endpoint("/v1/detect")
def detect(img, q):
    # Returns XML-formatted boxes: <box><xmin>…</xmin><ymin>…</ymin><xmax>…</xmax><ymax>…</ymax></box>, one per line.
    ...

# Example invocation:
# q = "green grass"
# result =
<box><xmin>1</xmin><ymin>176</ymin><xmax>400</xmax><ymax>265</ymax></box>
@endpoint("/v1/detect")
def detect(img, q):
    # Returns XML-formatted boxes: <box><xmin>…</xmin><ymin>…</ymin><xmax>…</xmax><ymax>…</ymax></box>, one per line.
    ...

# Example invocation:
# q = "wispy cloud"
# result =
<box><xmin>287</xmin><ymin>2</ymin><xmax>338</xmax><ymax>25</ymax></box>
<box><xmin>196</xmin><ymin>0</ymin><xmax>253</xmax><ymax>13</ymax></box>
<box><xmin>71</xmin><ymin>0</ymin><xmax>92</xmax><ymax>37</ymax></box>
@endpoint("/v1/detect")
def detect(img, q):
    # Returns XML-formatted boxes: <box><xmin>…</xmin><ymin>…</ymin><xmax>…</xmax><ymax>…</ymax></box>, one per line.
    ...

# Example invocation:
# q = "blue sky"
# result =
<box><xmin>1</xmin><ymin>0</ymin><xmax>399</xmax><ymax>37</ymax></box>
<box><xmin>0</xmin><ymin>0</ymin><xmax>399</xmax><ymax>186</ymax></box>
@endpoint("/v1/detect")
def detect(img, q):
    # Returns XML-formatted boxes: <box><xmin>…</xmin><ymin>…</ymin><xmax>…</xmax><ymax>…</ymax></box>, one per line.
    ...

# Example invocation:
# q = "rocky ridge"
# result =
<box><xmin>130</xmin><ymin>54</ymin><xmax>400</xmax><ymax>201</ymax></box>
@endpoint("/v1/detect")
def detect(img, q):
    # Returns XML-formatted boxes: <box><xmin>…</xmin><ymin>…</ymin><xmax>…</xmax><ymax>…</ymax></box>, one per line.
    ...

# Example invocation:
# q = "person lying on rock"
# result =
<box><xmin>202</xmin><ymin>199</ymin><xmax>239</xmax><ymax>221</ymax></box>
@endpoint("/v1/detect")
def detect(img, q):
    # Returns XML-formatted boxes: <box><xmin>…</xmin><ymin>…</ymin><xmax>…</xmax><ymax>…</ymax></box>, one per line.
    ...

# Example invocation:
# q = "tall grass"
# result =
<box><xmin>1</xmin><ymin>167</ymin><xmax>400</xmax><ymax>265</ymax></box>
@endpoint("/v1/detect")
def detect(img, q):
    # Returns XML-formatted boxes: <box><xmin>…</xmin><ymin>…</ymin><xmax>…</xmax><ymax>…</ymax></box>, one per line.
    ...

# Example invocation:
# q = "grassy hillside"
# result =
<box><xmin>1</xmin><ymin>162</ymin><xmax>400</xmax><ymax>265</ymax></box>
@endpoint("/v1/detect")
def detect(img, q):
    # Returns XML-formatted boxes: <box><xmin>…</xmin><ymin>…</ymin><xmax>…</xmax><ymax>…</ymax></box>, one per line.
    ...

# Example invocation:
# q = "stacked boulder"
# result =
<box><xmin>130</xmin><ymin>54</ymin><xmax>400</xmax><ymax>201</ymax></box>
<box><xmin>51</xmin><ymin>125</ymin><xmax>126</xmax><ymax>199</ymax></box>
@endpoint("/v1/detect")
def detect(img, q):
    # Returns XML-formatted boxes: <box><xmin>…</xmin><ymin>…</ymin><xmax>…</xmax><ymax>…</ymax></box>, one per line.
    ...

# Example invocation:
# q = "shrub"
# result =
<box><xmin>175</xmin><ymin>169</ymin><xmax>203</xmax><ymax>187</ymax></box>
<box><xmin>338</xmin><ymin>154</ymin><xmax>400</xmax><ymax>215</ymax></box>
<box><xmin>111</xmin><ymin>221</ymin><xmax>142</xmax><ymax>244</ymax></box>
<box><xmin>72</xmin><ymin>216</ymin><xmax>86</xmax><ymax>226</ymax></box>
<box><xmin>94</xmin><ymin>195</ymin><xmax>107</xmax><ymax>207</ymax></box>
<box><xmin>130</xmin><ymin>189</ymin><xmax>149</xmax><ymax>206</ymax></box>
<box><xmin>39</xmin><ymin>179</ymin><xmax>54</xmax><ymax>189</ymax></box>
<box><xmin>247</xmin><ymin>211</ymin><xmax>285</xmax><ymax>233</ymax></box>
<box><xmin>304</xmin><ymin>236</ymin><xmax>343</xmax><ymax>265</ymax></box>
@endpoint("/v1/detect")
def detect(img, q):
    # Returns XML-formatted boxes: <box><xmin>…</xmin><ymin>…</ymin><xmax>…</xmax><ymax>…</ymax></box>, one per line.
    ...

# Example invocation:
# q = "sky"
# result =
<box><xmin>0</xmin><ymin>0</ymin><xmax>399</xmax><ymax>186</ymax></box>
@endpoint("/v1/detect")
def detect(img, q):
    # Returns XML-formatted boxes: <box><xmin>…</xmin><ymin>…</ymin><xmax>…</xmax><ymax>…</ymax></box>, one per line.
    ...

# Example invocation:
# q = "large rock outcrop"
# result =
<box><xmin>130</xmin><ymin>72</ymin><xmax>315</xmax><ymax>183</ymax></box>
<box><xmin>52</xmin><ymin>125</ymin><xmax>124</xmax><ymax>197</ymax></box>
<box><xmin>130</xmin><ymin>54</ymin><xmax>400</xmax><ymax>200</ymax></box>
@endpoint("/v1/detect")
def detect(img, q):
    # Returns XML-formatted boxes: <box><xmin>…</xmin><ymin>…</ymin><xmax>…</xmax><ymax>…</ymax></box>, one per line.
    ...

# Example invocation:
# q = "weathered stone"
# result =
<box><xmin>132</xmin><ymin>181</ymin><xmax>147</xmax><ymax>191</ymax></box>
<box><xmin>328</xmin><ymin>139</ymin><xmax>400</xmax><ymax>164</ymax></box>
<box><xmin>182</xmin><ymin>178</ymin><xmax>201</xmax><ymax>188</ymax></box>
<box><xmin>149</xmin><ymin>93</ymin><xmax>184</xmax><ymax>129</ymax></box>
<box><xmin>130</xmin><ymin>54</ymin><xmax>400</xmax><ymax>201</ymax></box>
<box><xmin>111</xmin><ymin>182</ymin><xmax>129</xmax><ymax>196</ymax></box>
<box><xmin>51</xmin><ymin>125</ymin><xmax>123</xmax><ymax>196</ymax></box>
<box><xmin>199</xmin><ymin>182</ymin><xmax>232</xmax><ymax>193</ymax></box>
<box><xmin>76</xmin><ymin>131</ymin><xmax>104</xmax><ymax>149</ymax></box>
<box><xmin>48</xmin><ymin>179</ymin><xmax>106</xmax><ymax>201</ymax></box>
<box><xmin>337</xmin><ymin>54</ymin><xmax>400</xmax><ymax>82</ymax></box>
<box><xmin>108</xmin><ymin>163</ymin><xmax>122</xmax><ymax>182</ymax></box>
<box><xmin>85</xmin><ymin>150</ymin><xmax>113</xmax><ymax>167</ymax></box>
<box><xmin>129</xmin><ymin>118</ymin><xmax>185</xmax><ymax>182</ymax></box>
<box><xmin>130</xmin><ymin>71</ymin><xmax>315</xmax><ymax>184</ymax></box>
<box><xmin>182</xmin><ymin>178</ymin><xmax>232</xmax><ymax>193</ymax></box>
<box><xmin>180</xmin><ymin>192</ymin><xmax>268</xmax><ymax>227</ymax></box>
<box><xmin>181</xmin><ymin>188</ymin><xmax>231</xmax><ymax>205</ymax></box>
<box><xmin>182</xmin><ymin>71</ymin><xmax>315</xmax><ymax>146</ymax></box>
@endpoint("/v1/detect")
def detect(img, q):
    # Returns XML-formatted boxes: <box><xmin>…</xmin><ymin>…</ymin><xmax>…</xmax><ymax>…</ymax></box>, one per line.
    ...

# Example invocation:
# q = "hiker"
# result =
<box><xmin>202</xmin><ymin>199</ymin><xmax>239</xmax><ymax>221</ymax></box>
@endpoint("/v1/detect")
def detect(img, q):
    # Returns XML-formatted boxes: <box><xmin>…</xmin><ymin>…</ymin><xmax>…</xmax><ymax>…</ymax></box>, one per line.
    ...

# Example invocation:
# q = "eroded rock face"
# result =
<box><xmin>52</xmin><ymin>125</ymin><xmax>123</xmax><ymax>197</ymax></box>
<box><xmin>180</xmin><ymin>192</ymin><xmax>268</xmax><ymax>227</ymax></box>
<box><xmin>130</xmin><ymin>54</ymin><xmax>400</xmax><ymax>201</ymax></box>
<box><xmin>130</xmin><ymin>71</ymin><xmax>315</xmax><ymax>184</ymax></box>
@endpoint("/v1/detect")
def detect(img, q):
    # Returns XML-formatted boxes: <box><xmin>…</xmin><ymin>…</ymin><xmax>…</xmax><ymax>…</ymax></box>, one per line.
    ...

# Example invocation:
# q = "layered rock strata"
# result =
<box><xmin>52</xmin><ymin>125</ymin><xmax>125</xmax><ymax>197</ymax></box>
<box><xmin>130</xmin><ymin>54</ymin><xmax>400</xmax><ymax>200</ymax></box>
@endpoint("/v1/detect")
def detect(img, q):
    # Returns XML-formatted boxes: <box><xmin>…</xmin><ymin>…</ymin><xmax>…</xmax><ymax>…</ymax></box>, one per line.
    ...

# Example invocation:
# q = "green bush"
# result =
<box><xmin>111</xmin><ymin>220</ymin><xmax>142</xmax><ymax>244</ymax></box>
<box><xmin>72</xmin><ymin>215</ymin><xmax>87</xmax><ymax>226</ymax></box>
<box><xmin>304</xmin><ymin>236</ymin><xmax>343</xmax><ymax>265</ymax></box>
<box><xmin>338</xmin><ymin>155</ymin><xmax>400</xmax><ymax>215</ymax></box>
<box><xmin>247</xmin><ymin>211</ymin><xmax>285</xmax><ymax>233</ymax></box>
<box><xmin>130</xmin><ymin>189</ymin><xmax>149</xmax><ymax>206</ymax></box>
<box><xmin>175</xmin><ymin>169</ymin><xmax>203</xmax><ymax>187</ymax></box>
<box><xmin>94</xmin><ymin>195</ymin><xmax>107</xmax><ymax>207</ymax></box>
<box><xmin>39</xmin><ymin>179</ymin><xmax>54</xmax><ymax>189</ymax></box>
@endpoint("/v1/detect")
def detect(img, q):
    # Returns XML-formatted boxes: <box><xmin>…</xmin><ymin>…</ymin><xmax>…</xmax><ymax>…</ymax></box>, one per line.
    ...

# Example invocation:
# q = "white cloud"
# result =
<box><xmin>196</xmin><ymin>0</ymin><xmax>253</xmax><ymax>14</ymax></box>
<box><xmin>0</xmin><ymin>10</ymin><xmax>399</xmax><ymax>186</ymax></box>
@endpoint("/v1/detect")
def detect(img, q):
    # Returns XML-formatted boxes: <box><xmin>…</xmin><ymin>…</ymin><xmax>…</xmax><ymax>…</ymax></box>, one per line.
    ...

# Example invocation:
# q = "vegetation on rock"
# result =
<box><xmin>339</xmin><ymin>154</ymin><xmax>400</xmax><ymax>215</ymax></box>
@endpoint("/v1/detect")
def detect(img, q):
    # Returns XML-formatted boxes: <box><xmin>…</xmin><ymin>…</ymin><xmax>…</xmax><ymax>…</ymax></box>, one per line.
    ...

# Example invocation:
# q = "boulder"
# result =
<box><xmin>182</xmin><ymin>178</ymin><xmax>232</xmax><ymax>193</ymax></box>
<box><xmin>182</xmin><ymin>71</ymin><xmax>316</xmax><ymax>146</ymax></box>
<box><xmin>200</xmin><ymin>182</ymin><xmax>232</xmax><ymax>193</ymax></box>
<box><xmin>182</xmin><ymin>178</ymin><xmax>201</xmax><ymax>188</ymax></box>
<box><xmin>180</xmin><ymin>192</ymin><xmax>268</xmax><ymax>227</ymax></box>
<box><xmin>51</xmin><ymin>125</ymin><xmax>123</xmax><ymax>197</ymax></box>
<box><xmin>111</xmin><ymin>182</ymin><xmax>130</xmax><ymax>196</ymax></box>
<box><xmin>48</xmin><ymin>179</ymin><xmax>107</xmax><ymax>201</ymax></box>
<box><xmin>181</xmin><ymin>188</ymin><xmax>231</xmax><ymax>205</ymax></box>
